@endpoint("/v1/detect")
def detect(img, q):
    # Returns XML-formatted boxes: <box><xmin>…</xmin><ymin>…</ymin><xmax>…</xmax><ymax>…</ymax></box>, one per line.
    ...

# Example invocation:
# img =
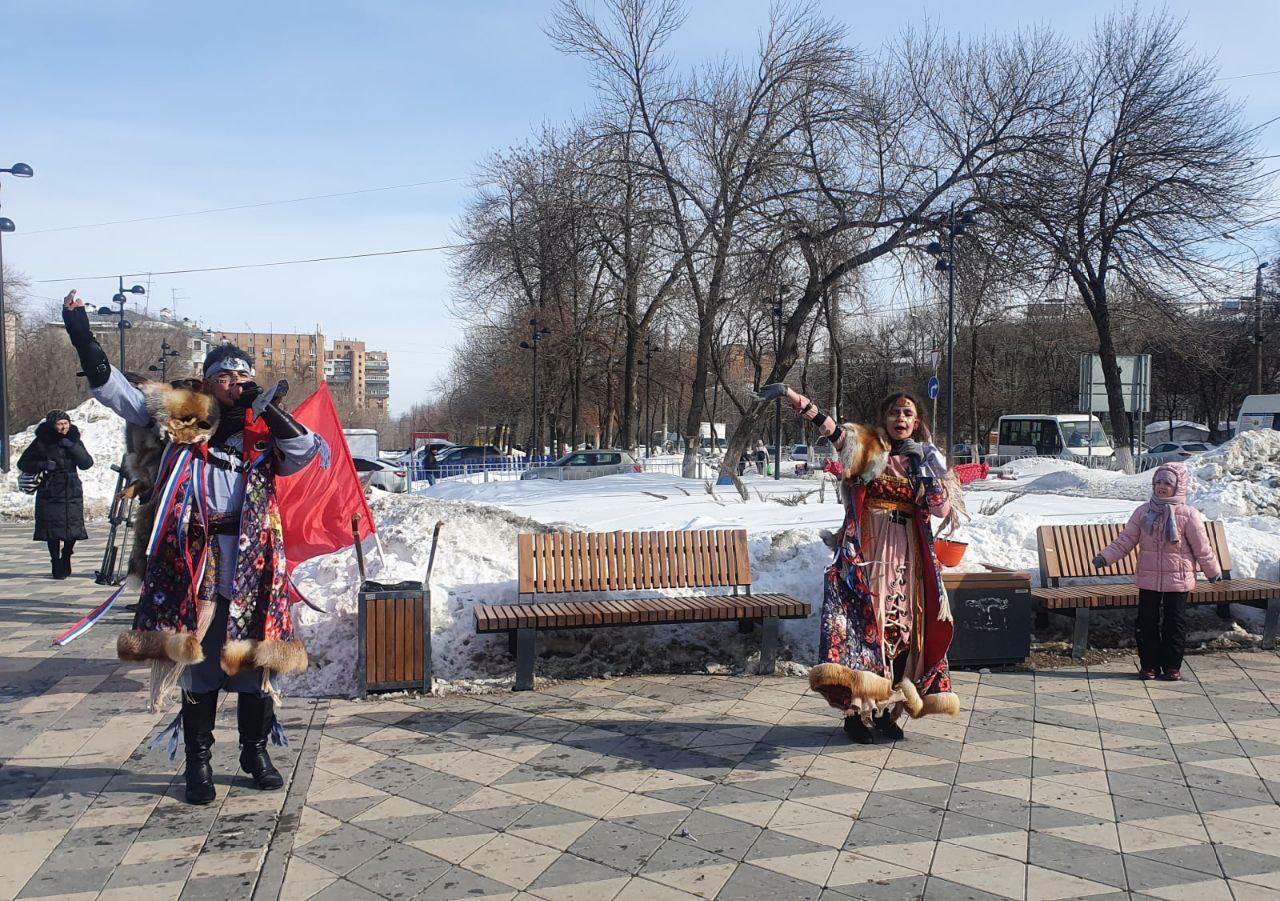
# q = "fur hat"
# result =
<box><xmin>45</xmin><ymin>409</ymin><xmax>69</xmax><ymax>424</ymax></box>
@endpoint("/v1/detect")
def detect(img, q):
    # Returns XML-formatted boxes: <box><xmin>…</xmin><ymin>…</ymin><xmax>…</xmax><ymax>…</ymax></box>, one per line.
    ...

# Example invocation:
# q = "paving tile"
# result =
<box><xmin>717</xmin><ymin>862</ymin><xmax>826</xmax><ymax>901</ymax></box>
<box><xmin>567</xmin><ymin>820</ymin><xmax>666</xmax><ymax>875</ymax></box>
<box><xmin>346</xmin><ymin>841</ymin><xmax>451</xmax><ymax>898</ymax></box>
<box><xmin>291</xmin><ymin>822</ymin><xmax>392</xmax><ymax>877</ymax></box>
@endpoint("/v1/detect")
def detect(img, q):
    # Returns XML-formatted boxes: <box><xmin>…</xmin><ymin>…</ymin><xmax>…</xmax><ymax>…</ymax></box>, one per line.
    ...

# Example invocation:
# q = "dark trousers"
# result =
<box><xmin>1136</xmin><ymin>589</ymin><xmax>1188</xmax><ymax>672</ymax></box>
<box><xmin>45</xmin><ymin>539</ymin><xmax>76</xmax><ymax>561</ymax></box>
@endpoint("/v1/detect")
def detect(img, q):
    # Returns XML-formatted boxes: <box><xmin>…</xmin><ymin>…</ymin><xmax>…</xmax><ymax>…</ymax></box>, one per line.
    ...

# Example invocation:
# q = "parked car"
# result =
<box><xmin>789</xmin><ymin>443</ymin><xmax>811</xmax><ymax>462</ymax></box>
<box><xmin>521</xmin><ymin>449</ymin><xmax>643</xmax><ymax>481</ymax></box>
<box><xmin>434</xmin><ymin>445</ymin><xmax>511</xmax><ymax>475</ymax></box>
<box><xmin>1139</xmin><ymin>442</ymin><xmax>1213</xmax><ymax>466</ymax></box>
<box><xmin>352</xmin><ymin>456</ymin><xmax>408</xmax><ymax>493</ymax></box>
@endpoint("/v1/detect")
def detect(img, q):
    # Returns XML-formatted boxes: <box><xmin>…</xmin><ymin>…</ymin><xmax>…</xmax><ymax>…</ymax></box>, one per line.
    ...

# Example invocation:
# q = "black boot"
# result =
<box><xmin>181</xmin><ymin>691</ymin><xmax>219</xmax><ymax>805</ymax></box>
<box><xmin>843</xmin><ymin>715</ymin><xmax>876</xmax><ymax>744</ymax></box>
<box><xmin>238</xmin><ymin>693</ymin><xmax>284</xmax><ymax>790</ymax></box>
<box><xmin>59</xmin><ymin>546</ymin><xmax>73</xmax><ymax>579</ymax></box>
<box><xmin>873</xmin><ymin>711</ymin><xmax>905</xmax><ymax>741</ymax></box>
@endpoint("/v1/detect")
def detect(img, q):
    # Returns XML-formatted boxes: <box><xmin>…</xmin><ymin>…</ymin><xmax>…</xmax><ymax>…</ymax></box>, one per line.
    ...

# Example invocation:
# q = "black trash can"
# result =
<box><xmin>943</xmin><ymin>571</ymin><xmax>1033</xmax><ymax>668</ymax></box>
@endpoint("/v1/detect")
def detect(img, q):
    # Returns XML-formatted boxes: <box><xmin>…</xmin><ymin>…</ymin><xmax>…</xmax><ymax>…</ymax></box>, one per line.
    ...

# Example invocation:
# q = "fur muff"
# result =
<box><xmin>117</xmin><ymin>630</ymin><xmax>204</xmax><ymax>665</ymax></box>
<box><xmin>916</xmin><ymin>691</ymin><xmax>961</xmax><ymax>717</ymax></box>
<box><xmin>809</xmin><ymin>663</ymin><xmax>893</xmax><ymax>710</ymax></box>
<box><xmin>140</xmin><ymin>379</ymin><xmax>220</xmax><ymax>447</ymax></box>
<box><xmin>837</xmin><ymin>423</ymin><xmax>890</xmax><ymax>485</ymax></box>
<box><xmin>221</xmin><ymin>639</ymin><xmax>309</xmax><ymax>676</ymax></box>
<box><xmin>897</xmin><ymin>678</ymin><xmax>924</xmax><ymax>718</ymax></box>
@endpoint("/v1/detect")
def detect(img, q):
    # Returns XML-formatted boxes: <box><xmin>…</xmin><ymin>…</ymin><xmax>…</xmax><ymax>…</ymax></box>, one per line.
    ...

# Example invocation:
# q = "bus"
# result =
<box><xmin>996</xmin><ymin>414</ymin><xmax>1114</xmax><ymax>462</ymax></box>
<box><xmin>1237</xmin><ymin>395</ymin><xmax>1280</xmax><ymax>434</ymax></box>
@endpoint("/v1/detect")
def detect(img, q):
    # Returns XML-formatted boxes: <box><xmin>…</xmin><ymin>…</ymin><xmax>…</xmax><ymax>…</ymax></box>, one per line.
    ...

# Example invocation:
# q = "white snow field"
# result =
<box><xmin>7</xmin><ymin>400</ymin><xmax>1279</xmax><ymax>698</ymax></box>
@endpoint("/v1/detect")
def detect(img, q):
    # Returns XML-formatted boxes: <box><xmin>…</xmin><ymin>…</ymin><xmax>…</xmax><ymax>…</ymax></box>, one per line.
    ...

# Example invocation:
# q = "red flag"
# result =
<box><xmin>273</xmin><ymin>383</ymin><xmax>375</xmax><ymax>567</ymax></box>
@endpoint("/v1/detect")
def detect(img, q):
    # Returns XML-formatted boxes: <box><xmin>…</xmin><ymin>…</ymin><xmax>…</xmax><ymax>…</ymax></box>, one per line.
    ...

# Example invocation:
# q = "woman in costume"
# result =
<box><xmin>62</xmin><ymin>290</ymin><xmax>321</xmax><ymax>805</ymax></box>
<box><xmin>757</xmin><ymin>384</ymin><xmax>960</xmax><ymax>742</ymax></box>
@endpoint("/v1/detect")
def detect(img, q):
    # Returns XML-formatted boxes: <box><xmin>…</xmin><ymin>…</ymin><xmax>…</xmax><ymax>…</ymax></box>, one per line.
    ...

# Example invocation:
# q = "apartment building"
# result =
<box><xmin>213</xmin><ymin>329</ymin><xmax>326</xmax><ymax>384</ymax></box>
<box><xmin>325</xmin><ymin>340</ymin><xmax>390</xmax><ymax>412</ymax></box>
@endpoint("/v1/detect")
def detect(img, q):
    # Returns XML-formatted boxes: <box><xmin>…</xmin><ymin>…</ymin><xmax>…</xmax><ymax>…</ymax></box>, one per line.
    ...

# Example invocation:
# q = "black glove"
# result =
<box><xmin>62</xmin><ymin>306</ymin><xmax>111</xmax><ymax>388</ymax></box>
<box><xmin>893</xmin><ymin>439</ymin><xmax>926</xmax><ymax>465</ymax></box>
<box><xmin>58</xmin><ymin>437</ymin><xmax>75</xmax><ymax>449</ymax></box>
<box><xmin>243</xmin><ymin>380</ymin><xmax>305</xmax><ymax>439</ymax></box>
<box><xmin>1093</xmin><ymin>554</ymin><xmax>1107</xmax><ymax>569</ymax></box>
<box><xmin>1209</xmin><ymin>573</ymin><xmax>1224</xmax><ymax>583</ymax></box>
<box><xmin>754</xmin><ymin>383</ymin><xmax>789</xmax><ymax>403</ymax></box>
<box><xmin>44</xmin><ymin>460</ymin><xmax>59</xmax><ymax>472</ymax></box>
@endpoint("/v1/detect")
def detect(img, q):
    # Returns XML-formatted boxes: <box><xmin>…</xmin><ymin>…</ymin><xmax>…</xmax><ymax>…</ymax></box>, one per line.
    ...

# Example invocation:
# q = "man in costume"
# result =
<box><xmin>63</xmin><ymin>290</ymin><xmax>320</xmax><ymax>804</ymax></box>
<box><xmin>758</xmin><ymin>383</ymin><xmax>960</xmax><ymax>743</ymax></box>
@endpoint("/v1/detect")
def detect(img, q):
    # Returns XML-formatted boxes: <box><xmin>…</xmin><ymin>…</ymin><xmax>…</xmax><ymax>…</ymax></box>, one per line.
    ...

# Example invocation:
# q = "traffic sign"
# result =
<box><xmin>927</xmin><ymin>376</ymin><xmax>939</xmax><ymax>400</ymax></box>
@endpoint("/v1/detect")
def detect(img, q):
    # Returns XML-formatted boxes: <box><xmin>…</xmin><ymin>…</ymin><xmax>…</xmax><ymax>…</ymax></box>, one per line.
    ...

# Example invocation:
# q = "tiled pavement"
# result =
<box><xmin>5</xmin><ymin>525</ymin><xmax>1280</xmax><ymax>899</ymax></box>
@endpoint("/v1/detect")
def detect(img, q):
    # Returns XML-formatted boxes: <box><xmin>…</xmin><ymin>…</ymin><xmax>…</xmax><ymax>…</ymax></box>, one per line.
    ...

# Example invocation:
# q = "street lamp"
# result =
<box><xmin>0</xmin><ymin>161</ymin><xmax>34</xmax><ymax>474</ymax></box>
<box><xmin>148</xmin><ymin>340</ymin><xmax>180</xmax><ymax>382</ymax></box>
<box><xmin>1222</xmin><ymin>232</ymin><xmax>1273</xmax><ymax>395</ymax></box>
<box><xmin>925</xmin><ymin>205</ymin><xmax>977</xmax><ymax>458</ymax></box>
<box><xmin>96</xmin><ymin>277</ymin><xmax>145</xmax><ymax>371</ymax></box>
<box><xmin>518</xmin><ymin>316</ymin><xmax>551</xmax><ymax>459</ymax></box>
<box><xmin>771</xmin><ymin>295</ymin><xmax>784</xmax><ymax>480</ymax></box>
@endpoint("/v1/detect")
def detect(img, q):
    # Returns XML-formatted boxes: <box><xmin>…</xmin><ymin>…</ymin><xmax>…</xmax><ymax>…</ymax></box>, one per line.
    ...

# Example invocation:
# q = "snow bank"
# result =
<box><xmin>1193</xmin><ymin>430</ymin><xmax>1280</xmax><ymax>518</ymax></box>
<box><xmin>1</xmin><ymin>397</ymin><xmax>125</xmax><ymax>521</ymax></box>
<box><xmin>284</xmin><ymin>490</ymin><xmax>831</xmax><ymax>698</ymax></box>
<box><xmin>991</xmin><ymin>457</ymin><xmax>1087</xmax><ymax>480</ymax></box>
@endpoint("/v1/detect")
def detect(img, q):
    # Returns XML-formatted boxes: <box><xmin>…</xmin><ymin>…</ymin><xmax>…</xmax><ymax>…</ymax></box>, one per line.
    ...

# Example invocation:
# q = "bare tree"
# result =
<box><xmin>992</xmin><ymin>9</ymin><xmax>1267</xmax><ymax>471</ymax></box>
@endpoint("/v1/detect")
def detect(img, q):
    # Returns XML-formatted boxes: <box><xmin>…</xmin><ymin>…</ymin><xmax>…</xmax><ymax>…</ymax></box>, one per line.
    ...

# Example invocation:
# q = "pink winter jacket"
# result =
<box><xmin>1099</xmin><ymin>465</ymin><xmax>1221</xmax><ymax>592</ymax></box>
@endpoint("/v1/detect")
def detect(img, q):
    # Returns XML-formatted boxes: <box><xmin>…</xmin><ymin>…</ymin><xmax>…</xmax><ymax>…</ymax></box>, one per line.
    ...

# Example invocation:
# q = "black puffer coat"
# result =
<box><xmin>16</xmin><ymin>421</ymin><xmax>94</xmax><ymax>541</ymax></box>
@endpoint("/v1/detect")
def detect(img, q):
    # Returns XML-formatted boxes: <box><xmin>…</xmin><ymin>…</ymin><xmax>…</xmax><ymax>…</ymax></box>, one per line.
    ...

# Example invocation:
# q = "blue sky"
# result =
<box><xmin>4</xmin><ymin>1</ymin><xmax>1277</xmax><ymax>414</ymax></box>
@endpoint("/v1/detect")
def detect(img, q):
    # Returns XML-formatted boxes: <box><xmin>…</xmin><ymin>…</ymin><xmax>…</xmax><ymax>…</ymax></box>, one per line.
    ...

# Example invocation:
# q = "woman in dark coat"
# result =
<box><xmin>16</xmin><ymin>410</ymin><xmax>93</xmax><ymax>579</ymax></box>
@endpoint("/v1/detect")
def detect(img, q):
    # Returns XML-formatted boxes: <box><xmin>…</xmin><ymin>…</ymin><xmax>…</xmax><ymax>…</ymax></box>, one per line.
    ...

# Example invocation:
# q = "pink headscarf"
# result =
<box><xmin>1143</xmin><ymin>462</ymin><xmax>1189</xmax><ymax>544</ymax></box>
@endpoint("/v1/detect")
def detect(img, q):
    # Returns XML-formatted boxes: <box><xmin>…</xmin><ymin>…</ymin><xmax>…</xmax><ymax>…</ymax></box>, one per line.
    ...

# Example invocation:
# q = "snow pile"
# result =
<box><xmin>1</xmin><ymin>397</ymin><xmax>126</xmax><ymax>521</ymax></box>
<box><xmin>284</xmin><ymin>490</ymin><xmax>830</xmax><ymax>698</ymax></box>
<box><xmin>990</xmin><ymin>457</ymin><xmax>1087</xmax><ymax>480</ymax></box>
<box><xmin>1016</xmin><ymin>466</ymin><xmax>1153</xmax><ymax>502</ymax></box>
<box><xmin>1193</xmin><ymin>430</ymin><xmax>1280</xmax><ymax>518</ymax></box>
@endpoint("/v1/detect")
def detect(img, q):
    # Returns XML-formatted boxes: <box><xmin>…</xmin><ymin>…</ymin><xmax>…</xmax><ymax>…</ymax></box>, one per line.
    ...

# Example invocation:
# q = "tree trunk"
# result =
<box><xmin>1089</xmin><ymin>292</ymin><xmax>1135</xmax><ymax>473</ymax></box>
<box><xmin>681</xmin><ymin>326</ymin><xmax>713</xmax><ymax>478</ymax></box>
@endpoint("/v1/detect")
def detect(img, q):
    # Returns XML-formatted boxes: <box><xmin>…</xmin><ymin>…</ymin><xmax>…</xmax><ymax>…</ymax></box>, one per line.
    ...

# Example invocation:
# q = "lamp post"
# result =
<box><xmin>1221</xmin><ymin>232</ymin><xmax>1273</xmax><ymax>396</ymax></box>
<box><xmin>148</xmin><ymin>340</ymin><xmax>180</xmax><ymax>382</ymax></box>
<box><xmin>926</xmin><ymin>205</ymin><xmax>977</xmax><ymax>458</ymax></box>
<box><xmin>518</xmin><ymin>316</ymin><xmax>551</xmax><ymax>459</ymax></box>
<box><xmin>97</xmin><ymin>277</ymin><xmax>145</xmax><ymax>372</ymax></box>
<box><xmin>0</xmin><ymin>162</ymin><xmax>33</xmax><ymax>474</ymax></box>
<box><xmin>771</xmin><ymin>294</ymin><xmax>784</xmax><ymax>480</ymax></box>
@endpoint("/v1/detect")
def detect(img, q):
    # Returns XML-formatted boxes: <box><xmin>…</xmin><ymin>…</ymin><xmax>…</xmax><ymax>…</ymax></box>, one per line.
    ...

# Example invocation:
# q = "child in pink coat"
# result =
<box><xmin>1094</xmin><ymin>462</ymin><xmax>1221</xmax><ymax>681</ymax></box>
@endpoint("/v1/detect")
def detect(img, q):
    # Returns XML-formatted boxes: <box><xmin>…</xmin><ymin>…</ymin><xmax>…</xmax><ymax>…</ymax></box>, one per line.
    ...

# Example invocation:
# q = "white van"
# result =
<box><xmin>1237</xmin><ymin>395</ymin><xmax>1280</xmax><ymax>434</ymax></box>
<box><xmin>997</xmin><ymin>414</ymin><xmax>1114</xmax><ymax>461</ymax></box>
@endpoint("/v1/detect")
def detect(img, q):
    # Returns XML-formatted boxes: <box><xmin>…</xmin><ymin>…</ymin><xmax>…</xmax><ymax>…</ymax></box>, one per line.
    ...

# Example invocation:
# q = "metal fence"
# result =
<box><xmin>977</xmin><ymin>452</ymin><xmax>1183</xmax><ymax>475</ymax></box>
<box><xmin>408</xmin><ymin>454</ymin><xmax>715</xmax><ymax>490</ymax></box>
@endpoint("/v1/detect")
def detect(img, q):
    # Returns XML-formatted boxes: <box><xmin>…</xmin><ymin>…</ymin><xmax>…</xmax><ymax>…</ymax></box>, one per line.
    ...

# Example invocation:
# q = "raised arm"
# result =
<box><xmin>61</xmin><ymin>291</ymin><xmax>151</xmax><ymax>427</ymax></box>
<box><xmin>756</xmin><ymin>383</ymin><xmax>846</xmax><ymax>450</ymax></box>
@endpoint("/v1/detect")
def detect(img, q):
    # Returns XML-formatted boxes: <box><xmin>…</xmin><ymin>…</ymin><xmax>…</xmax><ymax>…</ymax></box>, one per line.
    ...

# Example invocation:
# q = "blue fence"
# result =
<box><xmin>409</xmin><ymin>456</ymin><xmax>558</xmax><ymax>485</ymax></box>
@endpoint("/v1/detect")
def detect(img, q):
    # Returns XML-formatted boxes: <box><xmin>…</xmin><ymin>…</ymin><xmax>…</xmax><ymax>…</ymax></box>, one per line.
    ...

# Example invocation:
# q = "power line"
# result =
<box><xmin>1217</xmin><ymin>68</ymin><xmax>1280</xmax><ymax>81</ymax></box>
<box><xmin>33</xmin><ymin>241</ymin><xmax>480</xmax><ymax>283</ymax></box>
<box><xmin>23</xmin><ymin>177</ymin><xmax>468</xmax><ymax>236</ymax></box>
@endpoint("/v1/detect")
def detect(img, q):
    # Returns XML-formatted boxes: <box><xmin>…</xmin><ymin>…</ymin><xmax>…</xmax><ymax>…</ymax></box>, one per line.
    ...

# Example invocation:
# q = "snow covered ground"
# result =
<box><xmin>8</xmin><ymin>400</ymin><xmax>1279</xmax><ymax>699</ymax></box>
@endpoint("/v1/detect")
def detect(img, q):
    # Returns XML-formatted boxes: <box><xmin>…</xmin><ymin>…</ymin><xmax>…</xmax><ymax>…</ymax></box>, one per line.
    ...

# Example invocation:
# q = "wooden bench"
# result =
<box><xmin>1033</xmin><ymin>522</ymin><xmax>1280</xmax><ymax>658</ymax></box>
<box><xmin>474</xmin><ymin>529</ymin><xmax>810</xmax><ymax>690</ymax></box>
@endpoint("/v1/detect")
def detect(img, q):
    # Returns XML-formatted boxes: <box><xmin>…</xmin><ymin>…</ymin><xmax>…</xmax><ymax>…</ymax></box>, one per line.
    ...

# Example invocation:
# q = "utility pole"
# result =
<box><xmin>1255</xmin><ymin>262</ymin><xmax>1270</xmax><ymax>395</ymax></box>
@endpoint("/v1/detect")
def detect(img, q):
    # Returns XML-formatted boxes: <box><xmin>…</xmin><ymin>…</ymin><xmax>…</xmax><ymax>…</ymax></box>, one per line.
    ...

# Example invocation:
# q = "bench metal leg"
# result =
<box><xmin>1072</xmin><ymin>608</ymin><xmax>1090</xmax><ymax>660</ymax></box>
<box><xmin>737</xmin><ymin>618</ymin><xmax>756</xmax><ymax>634</ymax></box>
<box><xmin>1216</xmin><ymin>603</ymin><xmax>1234</xmax><ymax>621</ymax></box>
<box><xmin>514</xmin><ymin>628</ymin><xmax>536</xmax><ymax>691</ymax></box>
<box><xmin>1264</xmin><ymin>599</ymin><xmax>1280</xmax><ymax>651</ymax></box>
<box><xmin>759</xmin><ymin>617</ymin><xmax>780</xmax><ymax>675</ymax></box>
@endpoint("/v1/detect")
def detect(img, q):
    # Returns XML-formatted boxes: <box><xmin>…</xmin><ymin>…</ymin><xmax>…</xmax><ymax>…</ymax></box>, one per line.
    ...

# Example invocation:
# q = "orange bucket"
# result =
<box><xmin>934</xmin><ymin>537</ymin><xmax>968</xmax><ymax>568</ymax></box>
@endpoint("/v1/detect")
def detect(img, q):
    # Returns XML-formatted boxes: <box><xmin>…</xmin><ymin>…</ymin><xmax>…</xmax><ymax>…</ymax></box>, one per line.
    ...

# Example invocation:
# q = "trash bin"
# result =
<box><xmin>355</xmin><ymin>521</ymin><xmax>442</xmax><ymax>697</ymax></box>
<box><xmin>942</xmin><ymin>571</ymin><xmax>1032</xmax><ymax>667</ymax></box>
